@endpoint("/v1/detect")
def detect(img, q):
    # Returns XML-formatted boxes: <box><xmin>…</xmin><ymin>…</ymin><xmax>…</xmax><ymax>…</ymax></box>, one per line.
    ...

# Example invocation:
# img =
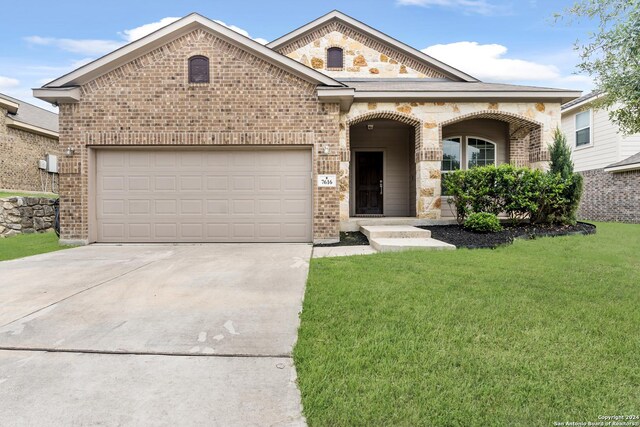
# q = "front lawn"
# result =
<box><xmin>295</xmin><ymin>223</ymin><xmax>640</xmax><ymax>426</ymax></box>
<box><xmin>0</xmin><ymin>232</ymin><xmax>68</xmax><ymax>261</ymax></box>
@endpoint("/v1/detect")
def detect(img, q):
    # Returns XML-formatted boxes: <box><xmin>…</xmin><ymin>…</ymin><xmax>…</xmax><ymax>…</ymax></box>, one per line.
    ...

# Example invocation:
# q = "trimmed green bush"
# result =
<box><xmin>464</xmin><ymin>212</ymin><xmax>503</xmax><ymax>233</ymax></box>
<box><xmin>442</xmin><ymin>158</ymin><xmax>583</xmax><ymax>226</ymax></box>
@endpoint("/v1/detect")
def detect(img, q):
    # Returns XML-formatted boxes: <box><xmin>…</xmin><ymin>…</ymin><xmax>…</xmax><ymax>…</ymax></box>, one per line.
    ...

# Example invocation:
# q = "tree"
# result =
<box><xmin>549</xmin><ymin>127</ymin><xmax>574</xmax><ymax>179</ymax></box>
<box><xmin>556</xmin><ymin>0</ymin><xmax>640</xmax><ymax>135</ymax></box>
<box><xmin>547</xmin><ymin>128</ymin><xmax>583</xmax><ymax>224</ymax></box>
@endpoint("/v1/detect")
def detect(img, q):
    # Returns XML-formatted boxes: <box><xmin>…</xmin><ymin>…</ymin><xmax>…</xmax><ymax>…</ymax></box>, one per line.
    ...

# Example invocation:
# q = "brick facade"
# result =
<box><xmin>0</xmin><ymin>107</ymin><xmax>59</xmax><ymax>192</ymax></box>
<box><xmin>52</xmin><ymin>16</ymin><xmax>566</xmax><ymax>242</ymax></box>
<box><xmin>57</xmin><ymin>28</ymin><xmax>340</xmax><ymax>243</ymax></box>
<box><xmin>578</xmin><ymin>169</ymin><xmax>640</xmax><ymax>223</ymax></box>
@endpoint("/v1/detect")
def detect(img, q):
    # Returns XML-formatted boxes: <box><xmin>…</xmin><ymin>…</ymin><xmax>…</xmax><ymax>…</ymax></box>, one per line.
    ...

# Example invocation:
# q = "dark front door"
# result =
<box><xmin>356</xmin><ymin>151</ymin><xmax>383</xmax><ymax>215</ymax></box>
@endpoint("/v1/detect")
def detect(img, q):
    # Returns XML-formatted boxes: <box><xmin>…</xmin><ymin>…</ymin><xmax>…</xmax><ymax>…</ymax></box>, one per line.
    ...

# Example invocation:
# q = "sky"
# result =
<box><xmin>0</xmin><ymin>0</ymin><xmax>597</xmax><ymax>112</ymax></box>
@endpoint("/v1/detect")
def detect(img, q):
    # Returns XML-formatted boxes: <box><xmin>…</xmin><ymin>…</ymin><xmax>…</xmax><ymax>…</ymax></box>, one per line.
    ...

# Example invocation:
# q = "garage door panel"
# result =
<box><xmin>155</xmin><ymin>176</ymin><xmax>177</xmax><ymax>191</ymax></box>
<box><xmin>96</xmin><ymin>149</ymin><xmax>312</xmax><ymax>242</ymax></box>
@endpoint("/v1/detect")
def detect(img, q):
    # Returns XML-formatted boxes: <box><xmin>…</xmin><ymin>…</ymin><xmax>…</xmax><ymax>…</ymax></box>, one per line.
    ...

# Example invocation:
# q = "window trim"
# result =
<box><xmin>466</xmin><ymin>136</ymin><xmax>497</xmax><ymax>169</ymax></box>
<box><xmin>574</xmin><ymin>109</ymin><xmax>593</xmax><ymax>149</ymax></box>
<box><xmin>188</xmin><ymin>55</ymin><xmax>210</xmax><ymax>84</ymax></box>
<box><xmin>326</xmin><ymin>46</ymin><xmax>344</xmax><ymax>70</ymax></box>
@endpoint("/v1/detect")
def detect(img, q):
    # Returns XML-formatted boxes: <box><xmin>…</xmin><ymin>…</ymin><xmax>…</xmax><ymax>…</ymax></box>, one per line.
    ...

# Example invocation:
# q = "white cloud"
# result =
<box><xmin>424</xmin><ymin>42</ymin><xmax>560</xmax><ymax>81</ymax></box>
<box><xmin>213</xmin><ymin>20</ymin><xmax>268</xmax><ymax>44</ymax></box>
<box><xmin>25</xmin><ymin>35</ymin><xmax>123</xmax><ymax>56</ymax></box>
<box><xmin>120</xmin><ymin>17</ymin><xmax>181</xmax><ymax>42</ymax></box>
<box><xmin>25</xmin><ymin>16</ymin><xmax>268</xmax><ymax>59</ymax></box>
<box><xmin>0</xmin><ymin>75</ymin><xmax>20</xmax><ymax>90</ymax></box>
<box><xmin>397</xmin><ymin>0</ymin><xmax>503</xmax><ymax>15</ymax></box>
<box><xmin>422</xmin><ymin>41</ymin><xmax>593</xmax><ymax>90</ymax></box>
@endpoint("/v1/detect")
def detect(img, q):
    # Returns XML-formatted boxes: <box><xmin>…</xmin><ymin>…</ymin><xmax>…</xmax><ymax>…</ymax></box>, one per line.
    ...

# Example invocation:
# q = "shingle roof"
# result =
<box><xmin>606</xmin><ymin>151</ymin><xmax>640</xmax><ymax>170</ymax></box>
<box><xmin>338</xmin><ymin>78</ymin><xmax>578</xmax><ymax>93</ymax></box>
<box><xmin>0</xmin><ymin>93</ymin><xmax>58</xmax><ymax>132</ymax></box>
<box><xmin>561</xmin><ymin>91</ymin><xmax>601</xmax><ymax>110</ymax></box>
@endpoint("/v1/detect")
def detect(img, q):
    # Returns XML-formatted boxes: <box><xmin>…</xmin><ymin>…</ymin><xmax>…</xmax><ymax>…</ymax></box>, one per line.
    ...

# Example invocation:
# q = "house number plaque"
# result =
<box><xmin>317</xmin><ymin>174</ymin><xmax>337</xmax><ymax>187</ymax></box>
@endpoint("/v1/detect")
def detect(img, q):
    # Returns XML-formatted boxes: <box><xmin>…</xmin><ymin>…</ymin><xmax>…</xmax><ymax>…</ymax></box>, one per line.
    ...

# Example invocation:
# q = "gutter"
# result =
<box><xmin>603</xmin><ymin>163</ymin><xmax>640</xmax><ymax>173</ymax></box>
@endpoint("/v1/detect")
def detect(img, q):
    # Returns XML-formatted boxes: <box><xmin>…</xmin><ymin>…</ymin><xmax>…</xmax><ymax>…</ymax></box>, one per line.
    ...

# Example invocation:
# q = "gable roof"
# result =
<box><xmin>267</xmin><ymin>10</ymin><xmax>478</xmax><ymax>83</ymax></box>
<box><xmin>35</xmin><ymin>13</ymin><xmax>344</xmax><ymax>104</ymax></box>
<box><xmin>0</xmin><ymin>92</ymin><xmax>58</xmax><ymax>137</ymax></box>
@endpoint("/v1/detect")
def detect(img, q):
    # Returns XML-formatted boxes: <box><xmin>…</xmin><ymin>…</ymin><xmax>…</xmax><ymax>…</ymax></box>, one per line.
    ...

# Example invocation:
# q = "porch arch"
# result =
<box><xmin>439</xmin><ymin>110</ymin><xmax>546</xmax><ymax>166</ymax></box>
<box><xmin>346</xmin><ymin>110</ymin><xmax>423</xmax><ymax>157</ymax></box>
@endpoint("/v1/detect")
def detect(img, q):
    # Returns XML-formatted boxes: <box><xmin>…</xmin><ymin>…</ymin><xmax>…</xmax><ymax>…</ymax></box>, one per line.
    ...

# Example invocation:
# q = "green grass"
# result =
<box><xmin>0</xmin><ymin>232</ymin><xmax>69</xmax><ymax>261</ymax></box>
<box><xmin>296</xmin><ymin>223</ymin><xmax>640</xmax><ymax>426</ymax></box>
<box><xmin>0</xmin><ymin>191</ymin><xmax>58</xmax><ymax>199</ymax></box>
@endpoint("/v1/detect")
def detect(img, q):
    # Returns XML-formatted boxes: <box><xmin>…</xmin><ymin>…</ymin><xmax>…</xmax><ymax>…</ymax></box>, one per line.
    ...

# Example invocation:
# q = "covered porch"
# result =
<box><xmin>339</xmin><ymin>108</ymin><xmax>546</xmax><ymax>229</ymax></box>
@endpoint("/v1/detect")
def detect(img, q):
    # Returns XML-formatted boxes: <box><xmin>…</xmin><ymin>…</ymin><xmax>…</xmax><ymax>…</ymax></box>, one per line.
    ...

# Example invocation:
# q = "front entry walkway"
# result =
<box><xmin>0</xmin><ymin>244</ymin><xmax>310</xmax><ymax>426</ymax></box>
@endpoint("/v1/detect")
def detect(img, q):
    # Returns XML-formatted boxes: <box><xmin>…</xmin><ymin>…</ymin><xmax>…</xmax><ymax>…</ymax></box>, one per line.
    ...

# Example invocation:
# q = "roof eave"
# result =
<box><xmin>0</xmin><ymin>98</ymin><xmax>19</xmax><ymax>114</ymax></box>
<box><xmin>561</xmin><ymin>92</ymin><xmax>605</xmax><ymax>114</ymax></box>
<box><xmin>5</xmin><ymin>116</ymin><xmax>59</xmax><ymax>139</ymax></box>
<box><xmin>268</xmin><ymin>10</ymin><xmax>478</xmax><ymax>83</ymax></box>
<box><xmin>604</xmin><ymin>162</ymin><xmax>640</xmax><ymax>173</ymax></box>
<box><xmin>349</xmin><ymin>90</ymin><xmax>582</xmax><ymax>103</ymax></box>
<box><xmin>40</xmin><ymin>13</ymin><xmax>343</xmax><ymax>93</ymax></box>
<box><xmin>33</xmin><ymin>87</ymin><xmax>81</xmax><ymax>104</ymax></box>
<box><xmin>316</xmin><ymin>87</ymin><xmax>355</xmax><ymax>111</ymax></box>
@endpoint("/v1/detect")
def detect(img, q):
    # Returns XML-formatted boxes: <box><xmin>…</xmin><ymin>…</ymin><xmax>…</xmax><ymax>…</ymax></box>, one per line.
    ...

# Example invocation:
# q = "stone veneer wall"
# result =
<box><xmin>0</xmin><ymin>197</ymin><xmax>56</xmax><ymax>237</ymax></box>
<box><xmin>578</xmin><ymin>168</ymin><xmax>640</xmax><ymax>223</ymax></box>
<box><xmin>279</xmin><ymin>23</ymin><xmax>445</xmax><ymax>79</ymax></box>
<box><xmin>338</xmin><ymin>101</ymin><xmax>559</xmax><ymax>221</ymax></box>
<box><xmin>57</xmin><ymin>28</ymin><xmax>340</xmax><ymax>244</ymax></box>
<box><xmin>0</xmin><ymin>106</ymin><xmax>59</xmax><ymax>192</ymax></box>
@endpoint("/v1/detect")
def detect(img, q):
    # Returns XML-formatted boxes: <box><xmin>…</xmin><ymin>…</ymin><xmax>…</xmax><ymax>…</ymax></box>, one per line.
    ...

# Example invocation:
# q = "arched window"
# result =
<box><xmin>188</xmin><ymin>56</ymin><xmax>209</xmax><ymax>83</ymax></box>
<box><xmin>467</xmin><ymin>137</ymin><xmax>496</xmax><ymax>168</ymax></box>
<box><xmin>327</xmin><ymin>47</ymin><xmax>344</xmax><ymax>69</ymax></box>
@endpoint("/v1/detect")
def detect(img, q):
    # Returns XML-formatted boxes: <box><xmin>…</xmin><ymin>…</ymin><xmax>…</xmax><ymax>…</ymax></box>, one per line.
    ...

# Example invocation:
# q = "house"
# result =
<box><xmin>34</xmin><ymin>11</ymin><xmax>581</xmax><ymax>245</ymax></box>
<box><xmin>0</xmin><ymin>93</ymin><xmax>59</xmax><ymax>192</ymax></box>
<box><xmin>561</xmin><ymin>92</ymin><xmax>640</xmax><ymax>223</ymax></box>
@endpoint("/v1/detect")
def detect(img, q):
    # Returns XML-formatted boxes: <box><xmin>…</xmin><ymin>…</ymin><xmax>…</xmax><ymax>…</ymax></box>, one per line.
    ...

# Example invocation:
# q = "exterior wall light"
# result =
<box><xmin>323</xmin><ymin>144</ymin><xmax>330</xmax><ymax>155</ymax></box>
<box><xmin>65</xmin><ymin>147</ymin><xmax>75</xmax><ymax>157</ymax></box>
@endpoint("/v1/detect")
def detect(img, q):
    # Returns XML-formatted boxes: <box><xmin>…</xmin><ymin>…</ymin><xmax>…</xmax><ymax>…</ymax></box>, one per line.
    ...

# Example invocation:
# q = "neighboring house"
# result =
<box><xmin>561</xmin><ymin>92</ymin><xmax>640</xmax><ymax>223</ymax></box>
<box><xmin>0</xmin><ymin>93</ymin><xmax>59</xmax><ymax>192</ymax></box>
<box><xmin>34</xmin><ymin>11</ymin><xmax>581</xmax><ymax>245</ymax></box>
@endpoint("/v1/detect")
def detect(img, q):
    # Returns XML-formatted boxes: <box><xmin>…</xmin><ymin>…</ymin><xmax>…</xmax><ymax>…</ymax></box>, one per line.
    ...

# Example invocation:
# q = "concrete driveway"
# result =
<box><xmin>0</xmin><ymin>243</ymin><xmax>311</xmax><ymax>426</ymax></box>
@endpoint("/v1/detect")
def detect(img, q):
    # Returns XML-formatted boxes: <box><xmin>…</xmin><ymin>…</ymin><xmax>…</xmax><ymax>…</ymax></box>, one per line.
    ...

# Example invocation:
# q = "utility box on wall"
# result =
<box><xmin>45</xmin><ymin>154</ymin><xmax>58</xmax><ymax>173</ymax></box>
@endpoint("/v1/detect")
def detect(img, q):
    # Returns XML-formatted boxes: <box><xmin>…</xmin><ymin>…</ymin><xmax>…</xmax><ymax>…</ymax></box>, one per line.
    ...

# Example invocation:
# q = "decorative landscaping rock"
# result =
<box><xmin>0</xmin><ymin>196</ymin><xmax>57</xmax><ymax>237</ymax></box>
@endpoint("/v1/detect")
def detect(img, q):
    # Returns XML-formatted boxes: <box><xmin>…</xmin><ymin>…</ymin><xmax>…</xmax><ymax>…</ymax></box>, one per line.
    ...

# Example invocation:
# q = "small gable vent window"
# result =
<box><xmin>327</xmin><ymin>47</ymin><xmax>344</xmax><ymax>69</ymax></box>
<box><xmin>189</xmin><ymin>55</ymin><xmax>210</xmax><ymax>83</ymax></box>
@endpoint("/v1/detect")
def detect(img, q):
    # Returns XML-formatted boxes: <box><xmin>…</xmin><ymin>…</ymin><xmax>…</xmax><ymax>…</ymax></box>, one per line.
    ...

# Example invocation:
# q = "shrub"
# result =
<box><xmin>464</xmin><ymin>212</ymin><xmax>503</xmax><ymax>233</ymax></box>
<box><xmin>443</xmin><ymin>160</ymin><xmax>581</xmax><ymax>226</ymax></box>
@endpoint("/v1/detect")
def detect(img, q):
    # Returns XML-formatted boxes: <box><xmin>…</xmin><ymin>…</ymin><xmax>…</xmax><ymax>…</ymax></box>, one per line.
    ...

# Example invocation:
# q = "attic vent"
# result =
<box><xmin>188</xmin><ymin>55</ymin><xmax>210</xmax><ymax>83</ymax></box>
<box><xmin>327</xmin><ymin>47</ymin><xmax>344</xmax><ymax>69</ymax></box>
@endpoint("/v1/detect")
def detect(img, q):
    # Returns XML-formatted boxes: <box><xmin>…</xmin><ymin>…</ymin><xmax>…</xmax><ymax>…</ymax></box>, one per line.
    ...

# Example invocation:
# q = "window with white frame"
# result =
<box><xmin>467</xmin><ymin>137</ymin><xmax>496</xmax><ymax>168</ymax></box>
<box><xmin>575</xmin><ymin>110</ymin><xmax>591</xmax><ymax>147</ymax></box>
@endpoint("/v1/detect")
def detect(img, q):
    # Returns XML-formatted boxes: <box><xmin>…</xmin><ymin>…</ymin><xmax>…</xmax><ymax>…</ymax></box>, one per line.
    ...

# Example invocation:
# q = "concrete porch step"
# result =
<box><xmin>360</xmin><ymin>225</ymin><xmax>431</xmax><ymax>240</ymax></box>
<box><xmin>370</xmin><ymin>237</ymin><xmax>456</xmax><ymax>253</ymax></box>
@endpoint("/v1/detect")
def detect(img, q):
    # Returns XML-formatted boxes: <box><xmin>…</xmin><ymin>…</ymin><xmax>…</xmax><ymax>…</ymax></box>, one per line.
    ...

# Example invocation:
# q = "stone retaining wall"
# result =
<box><xmin>0</xmin><ymin>197</ymin><xmax>57</xmax><ymax>237</ymax></box>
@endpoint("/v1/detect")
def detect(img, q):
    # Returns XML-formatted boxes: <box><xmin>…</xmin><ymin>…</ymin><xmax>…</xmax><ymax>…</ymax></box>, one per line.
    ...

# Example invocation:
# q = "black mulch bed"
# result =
<box><xmin>421</xmin><ymin>221</ymin><xmax>596</xmax><ymax>249</ymax></box>
<box><xmin>314</xmin><ymin>231</ymin><xmax>370</xmax><ymax>247</ymax></box>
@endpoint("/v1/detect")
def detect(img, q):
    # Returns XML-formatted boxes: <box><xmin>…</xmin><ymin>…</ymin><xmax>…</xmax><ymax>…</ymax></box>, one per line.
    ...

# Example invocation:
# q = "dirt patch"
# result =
<box><xmin>422</xmin><ymin>222</ymin><xmax>596</xmax><ymax>249</ymax></box>
<box><xmin>314</xmin><ymin>232</ymin><xmax>370</xmax><ymax>247</ymax></box>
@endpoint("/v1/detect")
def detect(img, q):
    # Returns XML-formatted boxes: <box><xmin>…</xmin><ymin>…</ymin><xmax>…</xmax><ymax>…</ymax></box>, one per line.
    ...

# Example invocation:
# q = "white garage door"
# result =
<box><xmin>95</xmin><ymin>148</ymin><xmax>312</xmax><ymax>243</ymax></box>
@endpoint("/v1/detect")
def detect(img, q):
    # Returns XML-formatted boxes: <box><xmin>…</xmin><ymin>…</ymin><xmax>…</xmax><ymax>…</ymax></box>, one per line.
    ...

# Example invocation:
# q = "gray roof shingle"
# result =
<box><xmin>0</xmin><ymin>93</ymin><xmax>58</xmax><ymax>133</ymax></box>
<box><xmin>561</xmin><ymin>91</ymin><xmax>601</xmax><ymax>110</ymax></box>
<box><xmin>606</xmin><ymin>151</ymin><xmax>640</xmax><ymax>170</ymax></box>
